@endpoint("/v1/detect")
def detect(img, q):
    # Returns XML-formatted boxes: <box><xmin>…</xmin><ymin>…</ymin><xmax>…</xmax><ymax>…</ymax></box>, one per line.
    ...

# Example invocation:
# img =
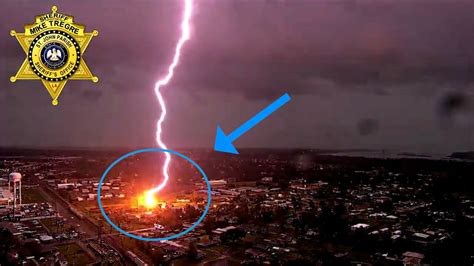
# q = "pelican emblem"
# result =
<box><xmin>46</xmin><ymin>47</ymin><xmax>62</xmax><ymax>62</ymax></box>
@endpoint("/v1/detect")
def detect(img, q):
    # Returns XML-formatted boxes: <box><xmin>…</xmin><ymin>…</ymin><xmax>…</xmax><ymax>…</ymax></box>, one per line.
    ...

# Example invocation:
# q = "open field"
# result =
<box><xmin>22</xmin><ymin>188</ymin><xmax>47</xmax><ymax>203</ymax></box>
<box><xmin>56</xmin><ymin>243</ymin><xmax>95</xmax><ymax>265</ymax></box>
<box><xmin>40</xmin><ymin>218</ymin><xmax>61</xmax><ymax>233</ymax></box>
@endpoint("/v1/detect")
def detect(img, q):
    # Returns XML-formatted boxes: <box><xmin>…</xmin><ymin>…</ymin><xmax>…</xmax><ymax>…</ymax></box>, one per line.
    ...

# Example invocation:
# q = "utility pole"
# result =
<box><xmin>98</xmin><ymin>217</ymin><xmax>102</xmax><ymax>246</ymax></box>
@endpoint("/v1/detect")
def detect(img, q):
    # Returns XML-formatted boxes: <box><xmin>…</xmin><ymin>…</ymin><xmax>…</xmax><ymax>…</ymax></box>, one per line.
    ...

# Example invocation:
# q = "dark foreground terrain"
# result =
<box><xmin>0</xmin><ymin>148</ymin><xmax>473</xmax><ymax>265</ymax></box>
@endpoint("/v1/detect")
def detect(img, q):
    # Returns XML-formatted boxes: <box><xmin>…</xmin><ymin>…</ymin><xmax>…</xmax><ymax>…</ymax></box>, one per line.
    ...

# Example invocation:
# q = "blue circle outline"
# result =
<box><xmin>97</xmin><ymin>148</ymin><xmax>212</xmax><ymax>241</ymax></box>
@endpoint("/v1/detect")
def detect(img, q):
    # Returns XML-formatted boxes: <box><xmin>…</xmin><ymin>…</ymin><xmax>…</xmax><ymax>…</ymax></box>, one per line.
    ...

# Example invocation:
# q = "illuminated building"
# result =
<box><xmin>0</xmin><ymin>187</ymin><xmax>13</xmax><ymax>207</ymax></box>
<box><xmin>209</xmin><ymin>179</ymin><xmax>227</xmax><ymax>188</ymax></box>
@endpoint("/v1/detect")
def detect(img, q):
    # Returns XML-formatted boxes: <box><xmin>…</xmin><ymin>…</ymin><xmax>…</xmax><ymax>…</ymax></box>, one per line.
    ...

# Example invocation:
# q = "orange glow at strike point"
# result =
<box><xmin>137</xmin><ymin>191</ymin><xmax>158</xmax><ymax>209</ymax></box>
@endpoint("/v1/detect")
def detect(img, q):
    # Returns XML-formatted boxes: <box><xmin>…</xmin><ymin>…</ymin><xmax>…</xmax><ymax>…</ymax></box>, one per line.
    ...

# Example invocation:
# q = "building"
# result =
<box><xmin>209</xmin><ymin>179</ymin><xmax>227</xmax><ymax>188</ymax></box>
<box><xmin>0</xmin><ymin>187</ymin><xmax>13</xmax><ymax>207</ymax></box>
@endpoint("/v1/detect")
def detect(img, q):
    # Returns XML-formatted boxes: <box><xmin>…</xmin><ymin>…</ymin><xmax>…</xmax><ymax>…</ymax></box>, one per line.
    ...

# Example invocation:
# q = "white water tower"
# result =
<box><xmin>9</xmin><ymin>172</ymin><xmax>22</xmax><ymax>208</ymax></box>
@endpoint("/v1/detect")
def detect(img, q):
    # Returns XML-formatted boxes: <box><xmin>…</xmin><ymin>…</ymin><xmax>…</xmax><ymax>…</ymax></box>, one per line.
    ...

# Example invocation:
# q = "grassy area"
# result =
<box><xmin>22</xmin><ymin>188</ymin><xmax>47</xmax><ymax>203</ymax></box>
<box><xmin>206</xmin><ymin>245</ymin><xmax>228</xmax><ymax>253</ymax></box>
<box><xmin>56</xmin><ymin>243</ymin><xmax>95</xmax><ymax>265</ymax></box>
<box><xmin>40</xmin><ymin>218</ymin><xmax>61</xmax><ymax>233</ymax></box>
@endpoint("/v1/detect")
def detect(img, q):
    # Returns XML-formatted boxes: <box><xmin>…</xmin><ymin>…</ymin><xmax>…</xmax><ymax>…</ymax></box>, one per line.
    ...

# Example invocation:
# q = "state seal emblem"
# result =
<box><xmin>10</xmin><ymin>6</ymin><xmax>98</xmax><ymax>105</ymax></box>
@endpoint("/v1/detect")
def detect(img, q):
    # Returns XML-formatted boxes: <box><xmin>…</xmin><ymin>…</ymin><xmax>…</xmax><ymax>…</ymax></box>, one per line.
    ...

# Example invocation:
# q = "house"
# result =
<box><xmin>402</xmin><ymin>251</ymin><xmax>424</xmax><ymax>266</ymax></box>
<box><xmin>351</xmin><ymin>223</ymin><xmax>370</xmax><ymax>231</ymax></box>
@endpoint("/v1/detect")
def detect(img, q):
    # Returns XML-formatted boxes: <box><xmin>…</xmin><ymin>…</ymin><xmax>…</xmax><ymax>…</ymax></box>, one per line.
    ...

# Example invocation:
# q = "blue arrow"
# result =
<box><xmin>214</xmin><ymin>93</ymin><xmax>291</xmax><ymax>154</ymax></box>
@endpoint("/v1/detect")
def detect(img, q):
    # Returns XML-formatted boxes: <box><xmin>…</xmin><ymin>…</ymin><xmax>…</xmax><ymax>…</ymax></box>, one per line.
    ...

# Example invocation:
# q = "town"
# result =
<box><xmin>0</xmin><ymin>148</ymin><xmax>473</xmax><ymax>265</ymax></box>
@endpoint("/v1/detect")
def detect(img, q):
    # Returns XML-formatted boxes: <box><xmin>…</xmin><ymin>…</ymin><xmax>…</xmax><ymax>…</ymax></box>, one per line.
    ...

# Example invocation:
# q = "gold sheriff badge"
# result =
<box><xmin>10</xmin><ymin>6</ymin><xmax>98</xmax><ymax>105</ymax></box>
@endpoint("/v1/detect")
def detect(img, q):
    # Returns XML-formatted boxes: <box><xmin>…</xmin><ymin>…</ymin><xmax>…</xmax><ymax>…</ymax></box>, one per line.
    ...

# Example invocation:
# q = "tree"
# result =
<box><xmin>203</xmin><ymin>216</ymin><xmax>216</xmax><ymax>235</ymax></box>
<box><xmin>187</xmin><ymin>243</ymin><xmax>198</xmax><ymax>260</ymax></box>
<box><xmin>21</xmin><ymin>241</ymin><xmax>42</xmax><ymax>258</ymax></box>
<box><xmin>220</xmin><ymin>228</ymin><xmax>246</xmax><ymax>243</ymax></box>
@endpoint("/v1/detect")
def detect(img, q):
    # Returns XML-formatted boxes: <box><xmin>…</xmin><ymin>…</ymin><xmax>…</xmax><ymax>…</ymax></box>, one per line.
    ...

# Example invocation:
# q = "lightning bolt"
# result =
<box><xmin>148</xmin><ymin>0</ymin><xmax>193</xmax><ymax>195</ymax></box>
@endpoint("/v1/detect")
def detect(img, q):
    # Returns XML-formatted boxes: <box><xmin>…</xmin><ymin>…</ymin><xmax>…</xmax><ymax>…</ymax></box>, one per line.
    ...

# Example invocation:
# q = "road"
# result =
<box><xmin>38</xmin><ymin>184</ymin><xmax>130</xmax><ymax>265</ymax></box>
<box><xmin>86</xmin><ymin>227</ymin><xmax>157</xmax><ymax>240</ymax></box>
<box><xmin>39</xmin><ymin>185</ymin><xmax>98</xmax><ymax>237</ymax></box>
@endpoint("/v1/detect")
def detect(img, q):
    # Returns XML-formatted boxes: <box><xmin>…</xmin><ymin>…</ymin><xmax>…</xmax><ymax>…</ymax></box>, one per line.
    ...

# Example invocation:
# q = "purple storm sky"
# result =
<box><xmin>1</xmin><ymin>0</ymin><xmax>474</xmax><ymax>153</ymax></box>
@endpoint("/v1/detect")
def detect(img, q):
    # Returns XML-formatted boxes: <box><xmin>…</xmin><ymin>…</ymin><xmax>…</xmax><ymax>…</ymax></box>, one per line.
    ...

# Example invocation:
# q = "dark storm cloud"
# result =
<box><xmin>1</xmin><ymin>0</ymin><xmax>474</xmax><ymax>152</ymax></box>
<box><xmin>437</xmin><ymin>91</ymin><xmax>474</xmax><ymax>129</ymax></box>
<box><xmin>357</xmin><ymin>118</ymin><xmax>379</xmax><ymax>136</ymax></box>
<box><xmin>81</xmin><ymin>90</ymin><xmax>104</xmax><ymax>101</ymax></box>
<box><xmin>4</xmin><ymin>0</ymin><xmax>474</xmax><ymax>99</ymax></box>
<box><xmin>439</xmin><ymin>92</ymin><xmax>470</xmax><ymax>116</ymax></box>
<box><xmin>171</xmin><ymin>0</ymin><xmax>474</xmax><ymax>99</ymax></box>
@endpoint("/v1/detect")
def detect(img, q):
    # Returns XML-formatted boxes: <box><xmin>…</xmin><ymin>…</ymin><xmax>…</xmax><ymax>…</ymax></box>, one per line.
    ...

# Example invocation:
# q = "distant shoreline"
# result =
<box><xmin>1</xmin><ymin>146</ymin><xmax>473</xmax><ymax>162</ymax></box>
